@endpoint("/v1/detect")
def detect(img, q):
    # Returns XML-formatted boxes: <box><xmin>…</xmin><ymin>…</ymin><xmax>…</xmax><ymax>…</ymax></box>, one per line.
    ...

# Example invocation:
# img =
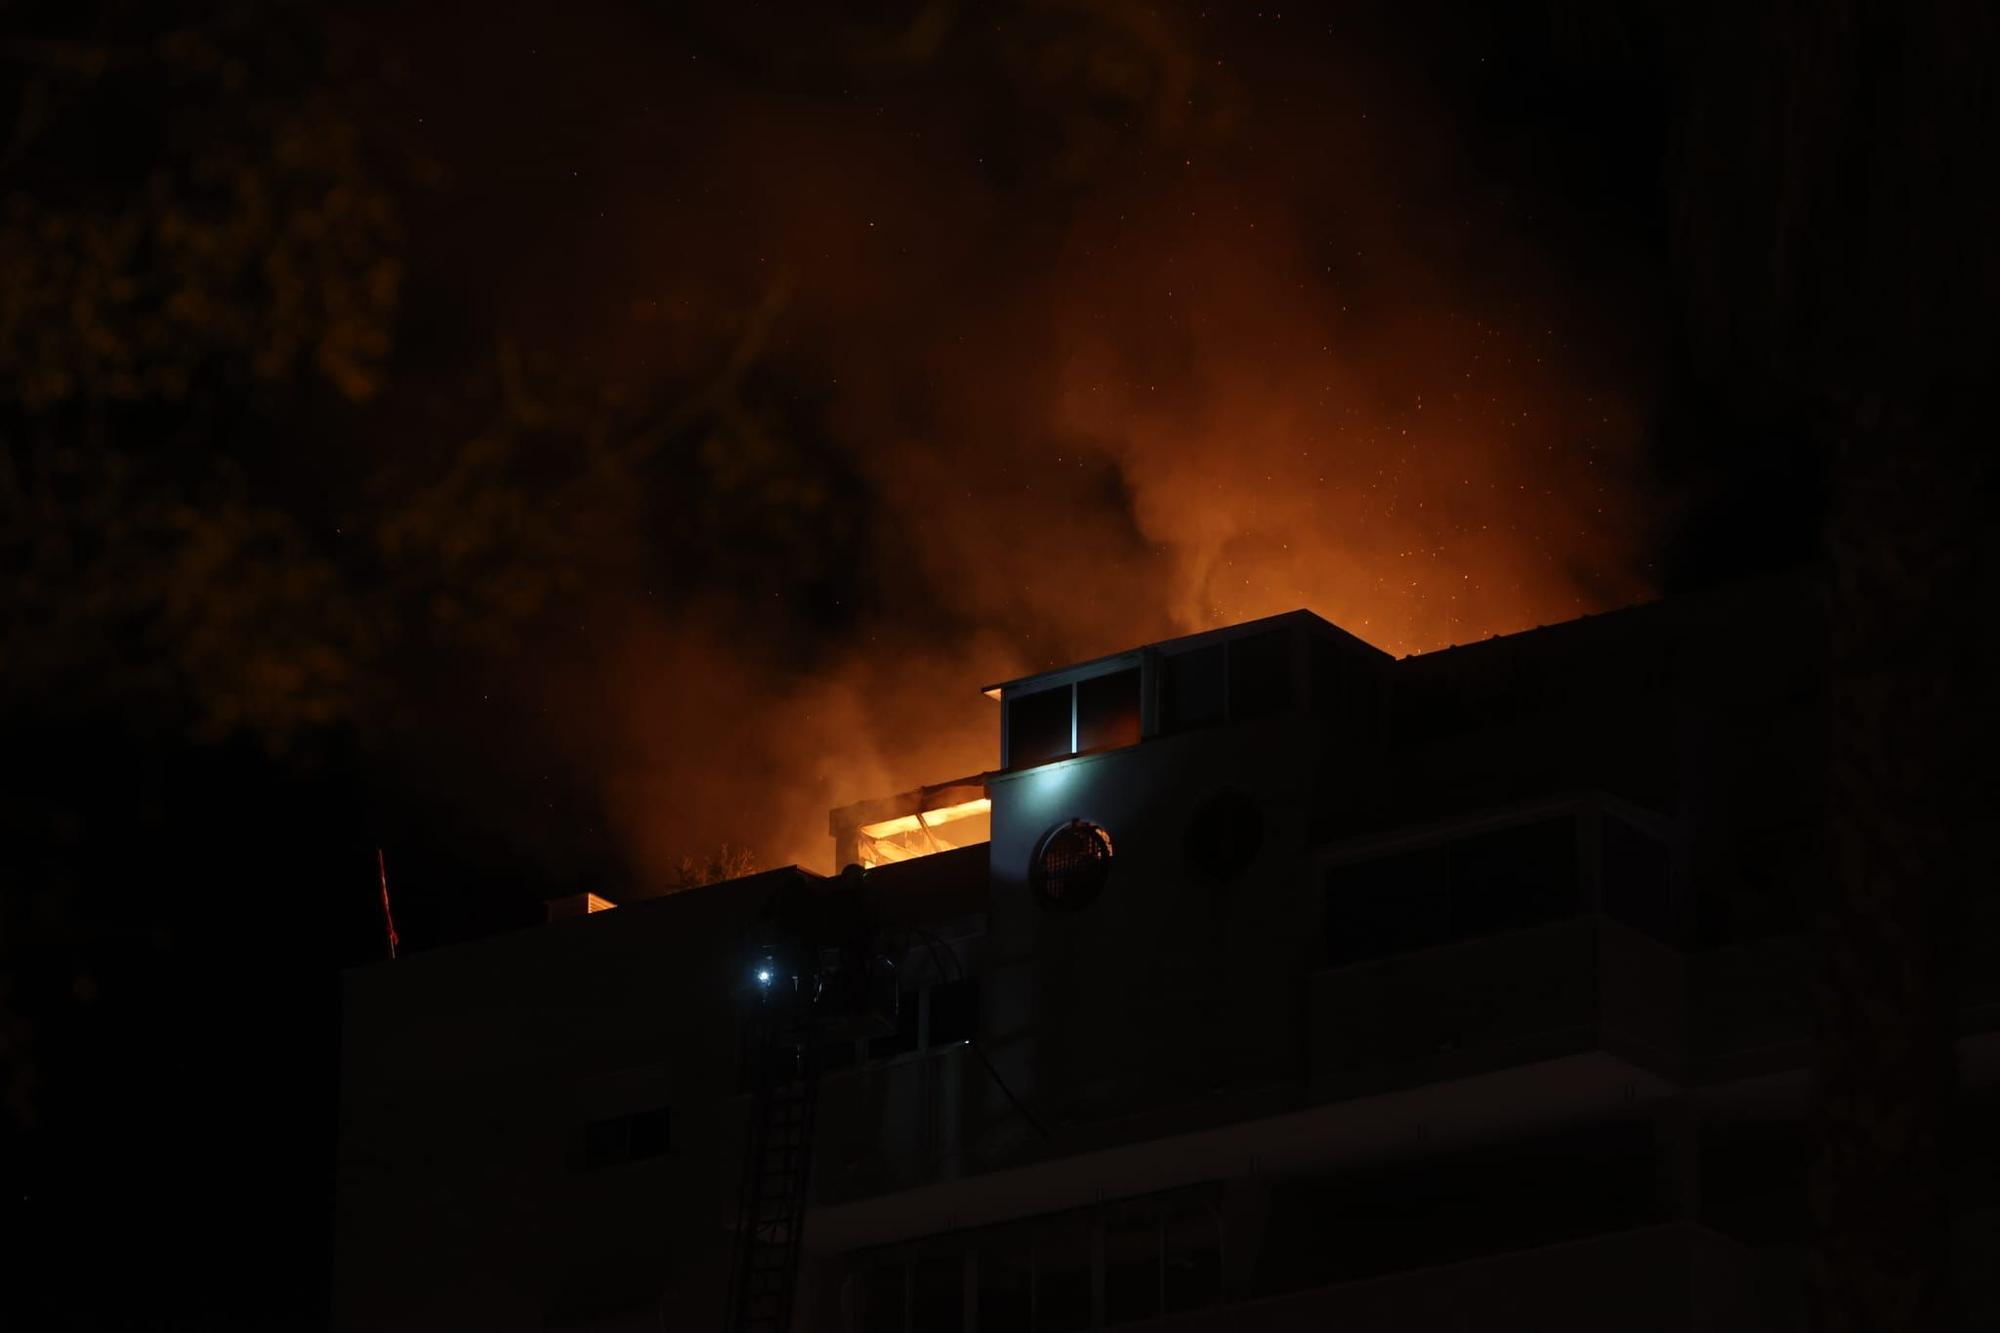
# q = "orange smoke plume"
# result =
<box><xmin>529</xmin><ymin>5</ymin><xmax>1658</xmax><ymax>880</ymax></box>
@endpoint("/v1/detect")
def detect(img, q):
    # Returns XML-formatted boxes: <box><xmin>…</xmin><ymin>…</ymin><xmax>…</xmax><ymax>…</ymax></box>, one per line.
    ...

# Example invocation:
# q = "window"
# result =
<box><xmin>1257</xmin><ymin>1122</ymin><xmax>1653</xmax><ymax>1288</ymax></box>
<box><xmin>911</xmin><ymin>1255</ymin><xmax>964</xmax><ymax>1333</ymax></box>
<box><xmin>1310</xmin><ymin>634</ymin><xmax>1343</xmax><ymax>736</ymax></box>
<box><xmin>1603</xmin><ymin>815</ymin><xmax>1673</xmax><ymax>941</ymax></box>
<box><xmin>1076</xmin><ymin>668</ymin><xmax>1141</xmax><ymax>753</ymax></box>
<box><xmin>1161</xmin><ymin>644</ymin><xmax>1225</xmax><ymax>733</ymax></box>
<box><xmin>542</xmin><ymin>1281</ymin><xmax>663</xmax><ymax>1332</ymax></box>
<box><xmin>627</xmin><ymin>1107</ymin><xmax>670</xmax><ymax>1160</ymax></box>
<box><xmin>1323</xmin><ymin>817</ymin><xmax>1583</xmax><ymax>965</ymax></box>
<box><xmin>1449</xmin><ymin>817</ymin><xmax>1578</xmax><ymax>934</ymax></box>
<box><xmin>1162</xmin><ymin>1204</ymin><xmax>1220</xmax><ymax>1314</ymax></box>
<box><xmin>1226</xmin><ymin>628</ymin><xmax>1292</xmax><ymax>718</ymax></box>
<box><xmin>1008</xmin><ymin>686</ymin><xmax>1073</xmax><ymax>768</ymax></box>
<box><xmin>1035</xmin><ymin>1214</ymin><xmax>1093</xmax><ymax>1333</ymax></box>
<box><xmin>1323</xmin><ymin>846</ymin><xmax>1449</xmax><ymax>964</ymax></box>
<box><xmin>843</xmin><ymin>1190</ymin><xmax>1217</xmax><ymax>1333</ymax></box>
<box><xmin>1104</xmin><ymin>1207</ymin><xmax>1160</xmax><ymax>1324</ymax></box>
<box><xmin>1008</xmin><ymin>667</ymin><xmax>1141</xmax><ymax>769</ymax></box>
<box><xmin>867</xmin><ymin>987</ymin><xmax>921</xmax><ymax>1062</ymax></box>
<box><xmin>1312</xmin><ymin>633</ymin><xmax>1381</xmax><ymax>744</ymax></box>
<box><xmin>927</xmin><ymin>976</ymin><xmax>982</xmax><ymax>1047</ymax></box>
<box><xmin>1163</xmin><ymin>630</ymin><xmax>1296</xmax><ymax>734</ymax></box>
<box><xmin>849</xmin><ymin>976</ymin><xmax>980</xmax><ymax>1068</ymax></box>
<box><xmin>581</xmin><ymin>1117</ymin><xmax>626</xmax><ymax>1169</ymax></box>
<box><xmin>977</xmin><ymin>1237</ymin><xmax>1031</xmax><ymax>1332</ymax></box>
<box><xmin>573</xmin><ymin>1106</ymin><xmax>670</xmax><ymax>1170</ymax></box>
<box><xmin>853</xmin><ymin>1263</ymin><xmax>906</xmax><ymax>1333</ymax></box>
<box><xmin>1345</xmin><ymin>658</ymin><xmax>1380</xmax><ymax>741</ymax></box>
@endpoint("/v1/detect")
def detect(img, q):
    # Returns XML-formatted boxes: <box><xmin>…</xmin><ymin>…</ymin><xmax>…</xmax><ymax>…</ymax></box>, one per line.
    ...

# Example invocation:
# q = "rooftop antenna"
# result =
<box><xmin>376</xmin><ymin>848</ymin><xmax>401</xmax><ymax>961</ymax></box>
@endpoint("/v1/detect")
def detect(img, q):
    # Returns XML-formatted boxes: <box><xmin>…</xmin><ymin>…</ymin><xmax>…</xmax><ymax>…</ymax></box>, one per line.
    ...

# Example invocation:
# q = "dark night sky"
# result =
<box><xmin>2</xmin><ymin>1</ymin><xmax>1988</xmax><ymax>1327</ymax></box>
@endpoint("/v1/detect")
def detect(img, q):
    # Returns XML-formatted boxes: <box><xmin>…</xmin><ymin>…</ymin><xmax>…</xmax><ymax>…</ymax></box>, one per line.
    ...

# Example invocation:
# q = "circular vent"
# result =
<box><xmin>1031</xmin><ymin>820</ymin><xmax>1115</xmax><ymax>911</ymax></box>
<box><xmin>1184</xmin><ymin>787</ymin><xmax>1264</xmax><ymax>882</ymax></box>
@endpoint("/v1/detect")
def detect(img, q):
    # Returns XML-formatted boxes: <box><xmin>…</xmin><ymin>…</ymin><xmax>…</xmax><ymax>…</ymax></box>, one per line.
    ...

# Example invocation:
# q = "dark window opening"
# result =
<box><xmin>1161</xmin><ymin>644</ymin><xmax>1225</xmax><ymax>733</ymax></box>
<box><xmin>1104</xmin><ymin>1210</ymin><xmax>1161</xmax><ymax>1324</ymax></box>
<box><xmin>1324</xmin><ymin>817</ymin><xmax>1583</xmax><ymax>965</ymax></box>
<box><xmin>927</xmin><ymin>975</ymin><xmax>981</xmax><ymax>1046</ymax></box>
<box><xmin>543</xmin><ymin>1271</ymin><xmax>666</xmax><ymax>1333</ymax></box>
<box><xmin>1309</xmin><ymin>634</ymin><xmax>1339</xmax><ymax>708</ymax></box>
<box><xmin>1449</xmin><ymin>817</ymin><xmax>1578</xmax><ymax>935</ymax></box>
<box><xmin>853</xmin><ymin>1262</ymin><xmax>906</xmax><ymax>1333</ymax></box>
<box><xmin>856</xmin><ymin>976</ymin><xmax>981</xmax><ymax>1069</ymax></box>
<box><xmin>1324</xmin><ymin>846</ymin><xmax>1449</xmax><ymax>965</ymax></box>
<box><xmin>1603</xmin><ymin>815</ymin><xmax>1673</xmax><ymax>942</ymax></box>
<box><xmin>1311</xmin><ymin>634</ymin><xmax>1379</xmax><ymax>746</ymax></box>
<box><xmin>1255</xmin><ymin>1120</ymin><xmax>1650</xmax><ymax>1291</ymax></box>
<box><xmin>1704</xmin><ymin>1120</ymin><xmax>1808</xmax><ymax>1214</ymax></box>
<box><xmin>627</xmin><ymin>1107</ymin><xmax>670</xmax><ymax>1160</ymax></box>
<box><xmin>581</xmin><ymin>1117</ymin><xmax>626</xmax><ymax>1170</ymax></box>
<box><xmin>1348</xmin><ymin>666</ymin><xmax>1380</xmax><ymax>743</ymax></box>
<box><xmin>1162</xmin><ymin>1205</ymin><xmax>1220</xmax><ymax>1315</ymax></box>
<box><xmin>976</xmin><ymin>1239</ymin><xmax>1031</xmax><ymax>1332</ymax></box>
<box><xmin>1227</xmin><ymin>628</ymin><xmax>1293</xmax><ymax>719</ymax></box>
<box><xmin>1008</xmin><ymin>686</ymin><xmax>1073</xmax><ymax>769</ymax></box>
<box><xmin>867</xmin><ymin>987</ymin><xmax>921</xmax><ymax>1062</ymax></box>
<box><xmin>844</xmin><ymin>1190</ymin><xmax>1216</xmax><ymax>1333</ymax></box>
<box><xmin>1310</xmin><ymin>634</ymin><xmax>1344</xmax><ymax>744</ymax></box>
<box><xmin>1076</xmin><ymin>667</ymin><xmax>1142</xmax><ymax>753</ymax></box>
<box><xmin>574</xmin><ymin>1106</ymin><xmax>670</xmax><ymax>1170</ymax></box>
<box><xmin>911</xmin><ymin>1255</ymin><xmax>964</xmax><ymax>1333</ymax></box>
<box><xmin>1035</xmin><ymin>1215</ymin><xmax>1093</xmax><ymax>1333</ymax></box>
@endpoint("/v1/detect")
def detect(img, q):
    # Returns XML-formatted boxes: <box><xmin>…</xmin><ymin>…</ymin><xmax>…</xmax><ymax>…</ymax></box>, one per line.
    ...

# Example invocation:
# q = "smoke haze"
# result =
<box><xmin>401</xmin><ymin>3</ymin><xmax>1663</xmax><ymax>877</ymax></box>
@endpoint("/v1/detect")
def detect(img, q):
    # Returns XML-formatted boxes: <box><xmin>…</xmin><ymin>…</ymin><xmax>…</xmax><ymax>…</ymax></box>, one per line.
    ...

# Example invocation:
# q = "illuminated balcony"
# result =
<box><xmin>831</xmin><ymin>776</ymin><xmax>992</xmax><ymax>870</ymax></box>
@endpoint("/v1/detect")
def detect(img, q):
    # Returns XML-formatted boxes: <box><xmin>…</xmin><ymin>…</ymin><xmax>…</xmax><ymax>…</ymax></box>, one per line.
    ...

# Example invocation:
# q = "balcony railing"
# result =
<box><xmin>814</xmin><ymin>1044</ymin><xmax>990</xmax><ymax>1206</ymax></box>
<box><xmin>1692</xmin><ymin>891</ymin><xmax>2000</xmax><ymax>1081</ymax></box>
<box><xmin>1120</xmin><ymin>1223</ymin><xmax>1771</xmax><ymax>1333</ymax></box>
<box><xmin>1307</xmin><ymin>915</ymin><xmax>1686</xmax><ymax>1103</ymax></box>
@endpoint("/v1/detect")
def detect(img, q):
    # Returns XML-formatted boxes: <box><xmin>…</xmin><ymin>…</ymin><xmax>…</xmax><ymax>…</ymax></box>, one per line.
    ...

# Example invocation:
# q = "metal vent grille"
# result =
<box><xmin>1032</xmin><ymin>820</ymin><xmax>1114</xmax><ymax>910</ymax></box>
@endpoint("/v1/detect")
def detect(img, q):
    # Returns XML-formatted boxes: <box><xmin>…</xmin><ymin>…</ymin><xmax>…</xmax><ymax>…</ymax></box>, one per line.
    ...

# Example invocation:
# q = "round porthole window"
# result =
<box><xmin>1031</xmin><ymin>820</ymin><xmax>1115</xmax><ymax>911</ymax></box>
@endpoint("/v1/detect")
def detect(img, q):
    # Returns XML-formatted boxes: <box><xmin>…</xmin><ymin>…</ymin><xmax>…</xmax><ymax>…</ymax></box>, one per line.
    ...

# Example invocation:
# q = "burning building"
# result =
<box><xmin>332</xmin><ymin>572</ymin><xmax>2000</xmax><ymax>1331</ymax></box>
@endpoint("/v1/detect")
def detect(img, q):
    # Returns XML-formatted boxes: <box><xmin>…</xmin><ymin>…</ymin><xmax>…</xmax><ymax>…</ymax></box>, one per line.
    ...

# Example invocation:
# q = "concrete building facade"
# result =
<box><xmin>332</xmin><ymin>573</ymin><xmax>2000</xmax><ymax>1331</ymax></box>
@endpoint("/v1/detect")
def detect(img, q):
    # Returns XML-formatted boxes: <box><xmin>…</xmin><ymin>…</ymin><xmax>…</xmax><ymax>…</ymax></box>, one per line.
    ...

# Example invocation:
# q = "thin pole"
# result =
<box><xmin>377</xmin><ymin>848</ymin><xmax>400</xmax><ymax>960</ymax></box>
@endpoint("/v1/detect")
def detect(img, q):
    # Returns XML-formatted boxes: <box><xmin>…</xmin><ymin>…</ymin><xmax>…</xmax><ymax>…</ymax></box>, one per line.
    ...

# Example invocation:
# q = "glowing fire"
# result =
<box><xmin>853</xmin><ymin>796</ymin><xmax>992</xmax><ymax>867</ymax></box>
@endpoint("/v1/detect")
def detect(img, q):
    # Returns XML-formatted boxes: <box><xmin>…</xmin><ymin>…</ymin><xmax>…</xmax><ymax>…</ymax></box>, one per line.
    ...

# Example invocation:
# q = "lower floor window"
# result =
<box><xmin>841</xmin><ymin>1187</ymin><xmax>1220</xmax><ymax>1331</ymax></box>
<box><xmin>572</xmin><ymin>1105</ymin><xmax>669</xmax><ymax>1170</ymax></box>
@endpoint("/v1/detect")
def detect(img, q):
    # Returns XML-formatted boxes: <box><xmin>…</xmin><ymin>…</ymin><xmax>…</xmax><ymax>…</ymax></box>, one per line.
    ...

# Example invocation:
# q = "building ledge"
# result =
<box><xmin>1117</xmin><ymin>1222</ymin><xmax>1769</xmax><ymax>1333</ymax></box>
<box><xmin>804</xmin><ymin>1051</ymin><xmax>1674</xmax><ymax>1255</ymax></box>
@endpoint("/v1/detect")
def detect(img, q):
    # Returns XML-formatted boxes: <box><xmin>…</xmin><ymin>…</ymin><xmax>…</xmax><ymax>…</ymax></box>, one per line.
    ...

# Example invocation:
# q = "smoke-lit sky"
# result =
<box><xmin>368</xmin><ymin>2</ymin><xmax>1692</xmax><ymax>877</ymax></box>
<box><xmin>28</xmin><ymin>3</ymin><xmax>1989</xmax><ymax>1327</ymax></box>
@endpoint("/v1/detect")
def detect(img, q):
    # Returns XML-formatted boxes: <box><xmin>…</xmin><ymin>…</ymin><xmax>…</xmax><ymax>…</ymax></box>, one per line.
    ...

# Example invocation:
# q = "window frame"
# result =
<box><xmin>838</xmin><ymin>1185</ymin><xmax>1221</xmax><ymax>1332</ymax></box>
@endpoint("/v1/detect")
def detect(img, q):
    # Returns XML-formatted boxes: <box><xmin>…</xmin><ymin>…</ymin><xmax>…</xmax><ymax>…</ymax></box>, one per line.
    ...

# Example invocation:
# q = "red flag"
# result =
<box><xmin>377</xmin><ymin>848</ymin><xmax>400</xmax><ymax>960</ymax></box>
